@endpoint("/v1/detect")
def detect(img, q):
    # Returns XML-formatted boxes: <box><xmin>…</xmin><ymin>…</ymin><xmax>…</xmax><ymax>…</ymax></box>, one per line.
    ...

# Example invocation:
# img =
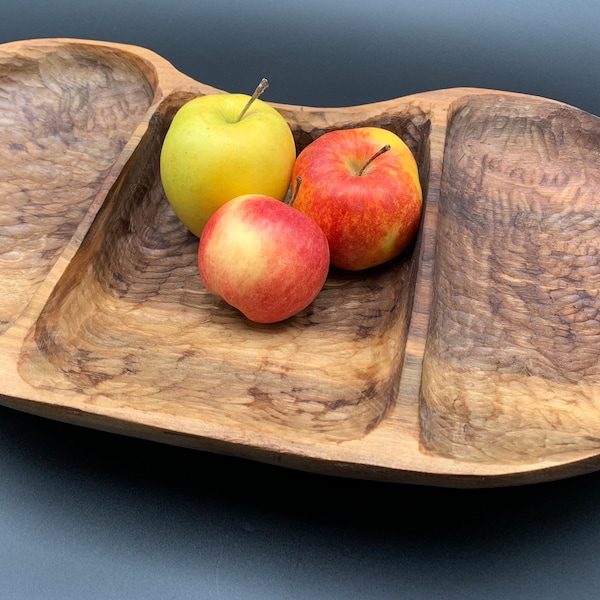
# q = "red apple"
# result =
<box><xmin>198</xmin><ymin>194</ymin><xmax>330</xmax><ymax>323</ymax></box>
<box><xmin>290</xmin><ymin>126</ymin><xmax>423</xmax><ymax>271</ymax></box>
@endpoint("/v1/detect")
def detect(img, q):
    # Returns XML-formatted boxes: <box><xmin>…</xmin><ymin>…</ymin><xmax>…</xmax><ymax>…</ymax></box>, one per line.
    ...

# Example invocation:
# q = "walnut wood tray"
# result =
<box><xmin>2</xmin><ymin>38</ymin><xmax>600</xmax><ymax>487</ymax></box>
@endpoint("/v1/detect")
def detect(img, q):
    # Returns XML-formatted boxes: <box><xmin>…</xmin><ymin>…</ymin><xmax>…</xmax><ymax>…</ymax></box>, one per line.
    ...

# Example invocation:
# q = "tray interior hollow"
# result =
<box><xmin>420</xmin><ymin>94</ymin><xmax>600</xmax><ymax>464</ymax></box>
<box><xmin>0</xmin><ymin>42</ymin><xmax>156</xmax><ymax>335</ymax></box>
<box><xmin>17</xmin><ymin>92</ymin><xmax>431</xmax><ymax>444</ymax></box>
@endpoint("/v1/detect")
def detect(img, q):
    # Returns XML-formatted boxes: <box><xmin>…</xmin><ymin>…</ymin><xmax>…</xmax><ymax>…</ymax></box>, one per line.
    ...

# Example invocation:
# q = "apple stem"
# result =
<box><xmin>357</xmin><ymin>144</ymin><xmax>391</xmax><ymax>176</ymax></box>
<box><xmin>235</xmin><ymin>78</ymin><xmax>269</xmax><ymax>122</ymax></box>
<box><xmin>288</xmin><ymin>176</ymin><xmax>302</xmax><ymax>206</ymax></box>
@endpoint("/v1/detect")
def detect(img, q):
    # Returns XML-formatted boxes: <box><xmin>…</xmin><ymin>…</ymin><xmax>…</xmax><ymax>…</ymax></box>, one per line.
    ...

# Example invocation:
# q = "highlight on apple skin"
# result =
<box><xmin>290</xmin><ymin>126</ymin><xmax>423</xmax><ymax>271</ymax></box>
<box><xmin>160</xmin><ymin>83</ymin><xmax>296</xmax><ymax>238</ymax></box>
<box><xmin>198</xmin><ymin>194</ymin><xmax>330</xmax><ymax>324</ymax></box>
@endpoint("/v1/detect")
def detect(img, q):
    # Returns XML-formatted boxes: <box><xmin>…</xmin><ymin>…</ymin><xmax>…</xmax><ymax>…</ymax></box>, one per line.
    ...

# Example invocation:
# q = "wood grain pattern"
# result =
<box><xmin>0</xmin><ymin>42</ymin><xmax>155</xmax><ymax>333</ymax></box>
<box><xmin>421</xmin><ymin>94</ymin><xmax>600</xmax><ymax>462</ymax></box>
<box><xmin>2</xmin><ymin>38</ymin><xmax>600</xmax><ymax>486</ymax></box>
<box><xmin>18</xmin><ymin>90</ymin><xmax>426</xmax><ymax>443</ymax></box>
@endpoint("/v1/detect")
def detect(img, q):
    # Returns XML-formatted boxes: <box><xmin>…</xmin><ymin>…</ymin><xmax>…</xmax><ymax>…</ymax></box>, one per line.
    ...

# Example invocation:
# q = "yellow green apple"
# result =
<box><xmin>198</xmin><ymin>194</ymin><xmax>330</xmax><ymax>323</ymax></box>
<box><xmin>160</xmin><ymin>80</ymin><xmax>297</xmax><ymax>237</ymax></box>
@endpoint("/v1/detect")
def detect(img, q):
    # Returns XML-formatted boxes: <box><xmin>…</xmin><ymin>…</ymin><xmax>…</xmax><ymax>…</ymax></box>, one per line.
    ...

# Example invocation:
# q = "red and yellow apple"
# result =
<box><xmin>160</xmin><ymin>79</ymin><xmax>296</xmax><ymax>237</ymax></box>
<box><xmin>290</xmin><ymin>126</ymin><xmax>423</xmax><ymax>271</ymax></box>
<box><xmin>198</xmin><ymin>194</ymin><xmax>330</xmax><ymax>323</ymax></box>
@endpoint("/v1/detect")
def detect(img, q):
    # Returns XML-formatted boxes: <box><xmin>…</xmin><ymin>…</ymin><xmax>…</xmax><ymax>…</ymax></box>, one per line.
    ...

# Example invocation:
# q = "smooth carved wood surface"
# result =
<box><xmin>2</xmin><ymin>38</ymin><xmax>600</xmax><ymax>487</ymax></box>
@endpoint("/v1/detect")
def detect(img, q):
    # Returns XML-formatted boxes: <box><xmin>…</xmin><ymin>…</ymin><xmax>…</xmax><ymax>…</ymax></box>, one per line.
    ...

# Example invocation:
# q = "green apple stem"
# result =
<box><xmin>235</xmin><ymin>78</ymin><xmax>269</xmax><ymax>122</ymax></box>
<box><xmin>288</xmin><ymin>176</ymin><xmax>302</xmax><ymax>206</ymax></box>
<box><xmin>357</xmin><ymin>144</ymin><xmax>391</xmax><ymax>176</ymax></box>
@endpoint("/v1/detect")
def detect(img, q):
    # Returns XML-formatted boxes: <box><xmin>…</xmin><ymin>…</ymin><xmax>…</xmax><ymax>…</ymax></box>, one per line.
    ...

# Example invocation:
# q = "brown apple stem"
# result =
<box><xmin>357</xmin><ymin>144</ymin><xmax>391</xmax><ymax>176</ymax></box>
<box><xmin>235</xmin><ymin>78</ymin><xmax>269</xmax><ymax>122</ymax></box>
<box><xmin>287</xmin><ymin>176</ymin><xmax>302</xmax><ymax>206</ymax></box>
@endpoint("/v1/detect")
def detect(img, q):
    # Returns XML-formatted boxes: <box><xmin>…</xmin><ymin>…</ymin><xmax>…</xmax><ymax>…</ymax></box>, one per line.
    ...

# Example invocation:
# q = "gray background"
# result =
<box><xmin>2</xmin><ymin>1</ymin><xmax>600</xmax><ymax>598</ymax></box>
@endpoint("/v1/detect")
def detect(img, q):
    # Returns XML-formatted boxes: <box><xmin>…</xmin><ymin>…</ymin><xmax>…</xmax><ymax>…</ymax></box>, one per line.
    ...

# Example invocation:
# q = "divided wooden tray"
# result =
<box><xmin>2</xmin><ymin>38</ymin><xmax>600</xmax><ymax>487</ymax></box>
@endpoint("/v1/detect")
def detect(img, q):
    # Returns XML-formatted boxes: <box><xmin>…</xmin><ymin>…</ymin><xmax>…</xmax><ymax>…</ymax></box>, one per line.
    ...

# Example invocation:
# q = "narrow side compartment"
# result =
<box><xmin>0</xmin><ymin>41</ymin><xmax>157</xmax><ymax>334</ymax></box>
<box><xmin>420</xmin><ymin>93</ymin><xmax>600</xmax><ymax>463</ymax></box>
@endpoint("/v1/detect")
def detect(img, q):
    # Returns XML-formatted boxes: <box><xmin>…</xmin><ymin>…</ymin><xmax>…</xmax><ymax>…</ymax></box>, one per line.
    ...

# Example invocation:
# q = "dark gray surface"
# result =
<box><xmin>2</xmin><ymin>1</ymin><xmax>600</xmax><ymax>598</ymax></box>
<box><xmin>3</xmin><ymin>406</ymin><xmax>600</xmax><ymax>600</ymax></box>
<box><xmin>4</xmin><ymin>0</ymin><xmax>600</xmax><ymax>114</ymax></box>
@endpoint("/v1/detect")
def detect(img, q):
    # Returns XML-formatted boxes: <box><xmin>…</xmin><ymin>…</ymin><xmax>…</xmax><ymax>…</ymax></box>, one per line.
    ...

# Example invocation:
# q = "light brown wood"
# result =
<box><xmin>1</xmin><ymin>38</ymin><xmax>600</xmax><ymax>487</ymax></box>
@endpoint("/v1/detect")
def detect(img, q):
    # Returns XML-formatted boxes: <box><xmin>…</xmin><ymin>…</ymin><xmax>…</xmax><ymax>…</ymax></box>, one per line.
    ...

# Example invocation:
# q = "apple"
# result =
<box><xmin>198</xmin><ymin>194</ymin><xmax>330</xmax><ymax>324</ymax></box>
<box><xmin>160</xmin><ymin>79</ymin><xmax>296</xmax><ymax>237</ymax></box>
<box><xmin>290</xmin><ymin>126</ymin><xmax>423</xmax><ymax>271</ymax></box>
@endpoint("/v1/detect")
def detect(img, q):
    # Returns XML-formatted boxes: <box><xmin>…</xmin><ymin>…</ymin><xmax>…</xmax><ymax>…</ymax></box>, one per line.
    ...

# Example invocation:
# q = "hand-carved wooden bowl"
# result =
<box><xmin>2</xmin><ymin>38</ymin><xmax>600</xmax><ymax>487</ymax></box>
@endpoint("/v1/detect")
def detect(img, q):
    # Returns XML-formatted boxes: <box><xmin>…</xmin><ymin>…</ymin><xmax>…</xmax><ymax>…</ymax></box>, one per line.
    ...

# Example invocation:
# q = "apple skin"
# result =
<box><xmin>198</xmin><ymin>194</ymin><xmax>330</xmax><ymax>324</ymax></box>
<box><xmin>290</xmin><ymin>127</ymin><xmax>423</xmax><ymax>271</ymax></box>
<box><xmin>160</xmin><ymin>93</ymin><xmax>296</xmax><ymax>237</ymax></box>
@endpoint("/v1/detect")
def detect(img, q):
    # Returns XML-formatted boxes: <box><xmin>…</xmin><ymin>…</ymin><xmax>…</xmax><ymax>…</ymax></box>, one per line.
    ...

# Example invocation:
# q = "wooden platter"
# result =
<box><xmin>2</xmin><ymin>38</ymin><xmax>600</xmax><ymax>487</ymax></box>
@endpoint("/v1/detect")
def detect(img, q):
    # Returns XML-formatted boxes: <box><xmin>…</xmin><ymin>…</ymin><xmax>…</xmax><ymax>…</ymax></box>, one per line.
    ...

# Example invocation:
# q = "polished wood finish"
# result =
<box><xmin>1</xmin><ymin>38</ymin><xmax>600</xmax><ymax>487</ymax></box>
